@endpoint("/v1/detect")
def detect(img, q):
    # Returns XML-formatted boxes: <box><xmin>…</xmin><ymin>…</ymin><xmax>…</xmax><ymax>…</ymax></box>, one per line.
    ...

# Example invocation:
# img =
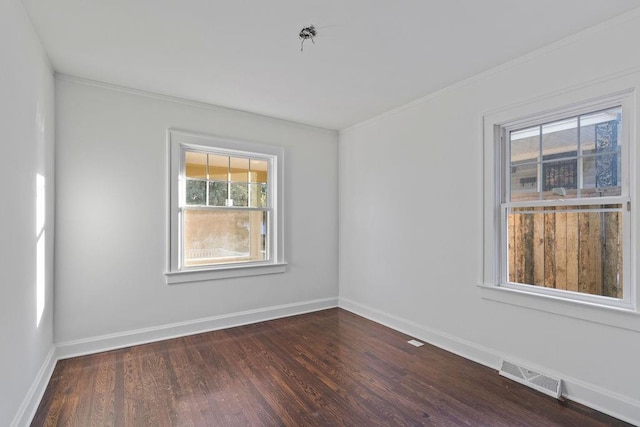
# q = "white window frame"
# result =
<box><xmin>481</xmin><ymin>73</ymin><xmax>640</xmax><ymax>329</ymax></box>
<box><xmin>166</xmin><ymin>129</ymin><xmax>286</xmax><ymax>284</ymax></box>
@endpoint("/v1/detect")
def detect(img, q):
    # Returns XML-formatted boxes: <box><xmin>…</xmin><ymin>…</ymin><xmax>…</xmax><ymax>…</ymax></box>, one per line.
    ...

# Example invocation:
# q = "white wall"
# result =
<box><xmin>12</xmin><ymin>2</ymin><xmax>639</xmax><ymax>423</ymax></box>
<box><xmin>339</xmin><ymin>9</ymin><xmax>640</xmax><ymax>424</ymax></box>
<box><xmin>54</xmin><ymin>78</ymin><xmax>339</xmax><ymax>346</ymax></box>
<box><xmin>0</xmin><ymin>0</ymin><xmax>55</xmax><ymax>425</ymax></box>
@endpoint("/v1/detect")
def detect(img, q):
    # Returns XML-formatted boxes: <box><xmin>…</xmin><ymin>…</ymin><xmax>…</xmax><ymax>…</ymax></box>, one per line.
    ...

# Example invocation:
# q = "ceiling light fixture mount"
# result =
<box><xmin>299</xmin><ymin>25</ymin><xmax>317</xmax><ymax>51</ymax></box>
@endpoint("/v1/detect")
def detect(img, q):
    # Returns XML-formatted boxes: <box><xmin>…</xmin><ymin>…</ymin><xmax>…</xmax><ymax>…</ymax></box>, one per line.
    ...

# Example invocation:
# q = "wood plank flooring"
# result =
<box><xmin>32</xmin><ymin>308</ymin><xmax>630</xmax><ymax>426</ymax></box>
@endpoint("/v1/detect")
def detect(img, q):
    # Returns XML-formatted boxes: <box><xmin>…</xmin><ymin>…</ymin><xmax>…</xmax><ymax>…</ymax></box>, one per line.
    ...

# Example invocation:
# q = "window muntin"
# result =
<box><xmin>501</xmin><ymin>103</ymin><xmax>631</xmax><ymax>307</ymax></box>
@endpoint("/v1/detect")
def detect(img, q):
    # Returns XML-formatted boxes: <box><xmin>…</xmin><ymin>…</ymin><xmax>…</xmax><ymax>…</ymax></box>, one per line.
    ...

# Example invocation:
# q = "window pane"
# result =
<box><xmin>507</xmin><ymin>205</ymin><xmax>623</xmax><ymax>298</ymax></box>
<box><xmin>510</xmin><ymin>162</ymin><xmax>539</xmax><ymax>201</ymax></box>
<box><xmin>250</xmin><ymin>159</ymin><xmax>268</xmax><ymax>183</ymax></box>
<box><xmin>229</xmin><ymin>183</ymin><xmax>248</xmax><ymax>207</ymax></box>
<box><xmin>185</xmin><ymin>151</ymin><xmax>207</xmax><ymax>179</ymax></box>
<box><xmin>541</xmin><ymin>159</ymin><xmax>577</xmax><ymax>194</ymax></box>
<box><xmin>186</xmin><ymin>180</ymin><xmax>206</xmax><ymax>205</ymax></box>
<box><xmin>580</xmin><ymin>107</ymin><xmax>621</xmax><ymax>156</ymax></box>
<box><xmin>183</xmin><ymin>210</ymin><xmax>267</xmax><ymax>266</ymax></box>
<box><xmin>208</xmin><ymin>154</ymin><xmax>228</xmax><ymax>181</ymax></box>
<box><xmin>510</xmin><ymin>126</ymin><xmax>539</xmax><ymax>164</ymax></box>
<box><xmin>208</xmin><ymin>181</ymin><xmax>227</xmax><ymax>206</ymax></box>
<box><xmin>249</xmin><ymin>183</ymin><xmax>267</xmax><ymax>207</ymax></box>
<box><xmin>542</xmin><ymin>117</ymin><xmax>577</xmax><ymax>159</ymax></box>
<box><xmin>249</xmin><ymin>159</ymin><xmax>268</xmax><ymax>183</ymax></box>
<box><xmin>581</xmin><ymin>154</ymin><xmax>622</xmax><ymax>197</ymax></box>
<box><xmin>230</xmin><ymin>157</ymin><xmax>249</xmax><ymax>182</ymax></box>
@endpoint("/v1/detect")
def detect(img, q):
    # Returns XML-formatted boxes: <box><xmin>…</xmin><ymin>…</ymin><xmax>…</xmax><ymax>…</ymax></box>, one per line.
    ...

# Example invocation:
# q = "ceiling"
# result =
<box><xmin>21</xmin><ymin>0</ymin><xmax>640</xmax><ymax>130</ymax></box>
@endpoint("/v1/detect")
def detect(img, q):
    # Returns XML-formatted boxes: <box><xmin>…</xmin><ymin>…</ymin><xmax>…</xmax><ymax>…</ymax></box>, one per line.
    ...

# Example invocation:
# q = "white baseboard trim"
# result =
<box><xmin>10</xmin><ymin>345</ymin><xmax>57</xmax><ymax>427</ymax></box>
<box><xmin>562</xmin><ymin>378</ymin><xmax>640</xmax><ymax>426</ymax></box>
<box><xmin>56</xmin><ymin>297</ymin><xmax>338</xmax><ymax>360</ymax></box>
<box><xmin>338</xmin><ymin>297</ymin><xmax>640</xmax><ymax>426</ymax></box>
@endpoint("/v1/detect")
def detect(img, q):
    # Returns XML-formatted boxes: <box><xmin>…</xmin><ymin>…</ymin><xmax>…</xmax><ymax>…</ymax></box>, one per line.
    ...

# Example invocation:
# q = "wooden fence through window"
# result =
<box><xmin>507</xmin><ymin>206</ymin><xmax>623</xmax><ymax>298</ymax></box>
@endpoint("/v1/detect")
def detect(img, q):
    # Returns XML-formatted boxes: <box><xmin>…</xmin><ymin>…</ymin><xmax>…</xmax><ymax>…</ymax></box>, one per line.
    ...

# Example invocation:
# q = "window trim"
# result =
<box><xmin>166</xmin><ymin>129</ymin><xmax>286</xmax><ymax>283</ymax></box>
<box><xmin>481</xmin><ymin>73</ymin><xmax>640</xmax><ymax>328</ymax></box>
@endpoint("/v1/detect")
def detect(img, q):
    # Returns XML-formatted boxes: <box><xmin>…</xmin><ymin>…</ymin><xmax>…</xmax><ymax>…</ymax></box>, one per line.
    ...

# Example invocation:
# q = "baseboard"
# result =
<box><xmin>56</xmin><ymin>297</ymin><xmax>338</xmax><ymax>360</ymax></box>
<box><xmin>338</xmin><ymin>297</ymin><xmax>640</xmax><ymax>426</ymax></box>
<box><xmin>10</xmin><ymin>345</ymin><xmax>57</xmax><ymax>427</ymax></box>
<box><xmin>562</xmin><ymin>378</ymin><xmax>640</xmax><ymax>426</ymax></box>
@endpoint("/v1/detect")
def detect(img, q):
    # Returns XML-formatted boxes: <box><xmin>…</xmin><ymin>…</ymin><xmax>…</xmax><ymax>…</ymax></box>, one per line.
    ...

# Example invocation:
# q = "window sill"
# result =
<box><xmin>166</xmin><ymin>263</ymin><xmax>287</xmax><ymax>284</ymax></box>
<box><xmin>478</xmin><ymin>284</ymin><xmax>640</xmax><ymax>332</ymax></box>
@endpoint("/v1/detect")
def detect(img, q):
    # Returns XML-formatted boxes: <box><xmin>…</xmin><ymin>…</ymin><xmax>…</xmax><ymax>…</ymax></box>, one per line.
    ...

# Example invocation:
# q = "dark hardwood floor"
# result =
<box><xmin>32</xmin><ymin>308</ymin><xmax>630</xmax><ymax>426</ymax></box>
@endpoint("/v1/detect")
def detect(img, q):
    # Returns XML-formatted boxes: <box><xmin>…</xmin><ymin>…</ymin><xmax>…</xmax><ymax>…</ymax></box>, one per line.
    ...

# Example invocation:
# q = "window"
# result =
<box><xmin>167</xmin><ymin>130</ymin><xmax>285</xmax><ymax>283</ymax></box>
<box><xmin>483</xmin><ymin>88</ymin><xmax>635</xmax><ymax>311</ymax></box>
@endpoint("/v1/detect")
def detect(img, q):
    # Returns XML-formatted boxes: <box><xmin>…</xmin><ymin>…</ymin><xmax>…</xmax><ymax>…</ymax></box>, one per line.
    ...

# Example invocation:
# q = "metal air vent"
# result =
<box><xmin>499</xmin><ymin>360</ymin><xmax>562</xmax><ymax>399</ymax></box>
